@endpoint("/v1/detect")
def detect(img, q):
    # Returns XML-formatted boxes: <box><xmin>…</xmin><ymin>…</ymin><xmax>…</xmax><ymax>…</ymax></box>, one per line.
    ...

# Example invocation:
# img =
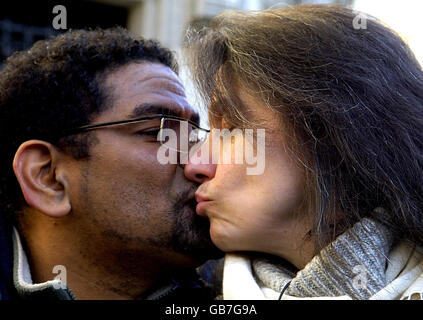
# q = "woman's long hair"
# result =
<box><xmin>186</xmin><ymin>5</ymin><xmax>423</xmax><ymax>251</ymax></box>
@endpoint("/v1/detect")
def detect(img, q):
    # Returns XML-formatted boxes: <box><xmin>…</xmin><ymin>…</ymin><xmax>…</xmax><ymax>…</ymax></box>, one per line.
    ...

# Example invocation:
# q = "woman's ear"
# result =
<box><xmin>13</xmin><ymin>140</ymin><xmax>71</xmax><ymax>217</ymax></box>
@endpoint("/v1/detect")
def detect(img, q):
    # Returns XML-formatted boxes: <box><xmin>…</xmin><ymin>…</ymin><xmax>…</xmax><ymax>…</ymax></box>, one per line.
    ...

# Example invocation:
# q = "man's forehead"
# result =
<box><xmin>102</xmin><ymin>62</ymin><xmax>200</xmax><ymax>123</ymax></box>
<box><xmin>104</xmin><ymin>62</ymin><xmax>177</xmax><ymax>95</ymax></box>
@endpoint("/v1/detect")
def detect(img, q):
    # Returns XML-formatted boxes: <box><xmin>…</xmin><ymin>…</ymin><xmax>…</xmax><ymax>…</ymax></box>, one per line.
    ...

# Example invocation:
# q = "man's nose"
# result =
<box><xmin>184</xmin><ymin>147</ymin><xmax>217</xmax><ymax>184</ymax></box>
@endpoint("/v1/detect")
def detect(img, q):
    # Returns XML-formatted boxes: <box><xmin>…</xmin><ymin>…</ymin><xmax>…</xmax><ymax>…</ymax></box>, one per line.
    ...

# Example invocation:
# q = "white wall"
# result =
<box><xmin>354</xmin><ymin>0</ymin><xmax>423</xmax><ymax>66</ymax></box>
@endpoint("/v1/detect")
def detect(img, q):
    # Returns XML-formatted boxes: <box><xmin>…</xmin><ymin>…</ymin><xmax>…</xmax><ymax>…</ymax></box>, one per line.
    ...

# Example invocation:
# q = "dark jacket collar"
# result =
<box><xmin>0</xmin><ymin>214</ymin><xmax>13</xmax><ymax>300</ymax></box>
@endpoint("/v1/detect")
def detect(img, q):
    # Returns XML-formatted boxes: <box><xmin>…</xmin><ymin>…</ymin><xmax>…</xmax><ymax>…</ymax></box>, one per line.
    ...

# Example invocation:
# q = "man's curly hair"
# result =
<box><xmin>0</xmin><ymin>27</ymin><xmax>178</xmax><ymax>221</ymax></box>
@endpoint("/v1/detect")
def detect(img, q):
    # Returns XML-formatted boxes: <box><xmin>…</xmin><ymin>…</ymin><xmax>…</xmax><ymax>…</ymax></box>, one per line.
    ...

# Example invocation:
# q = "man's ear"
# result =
<box><xmin>13</xmin><ymin>140</ymin><xmax>71</xmax><ymax>217</ymax></box>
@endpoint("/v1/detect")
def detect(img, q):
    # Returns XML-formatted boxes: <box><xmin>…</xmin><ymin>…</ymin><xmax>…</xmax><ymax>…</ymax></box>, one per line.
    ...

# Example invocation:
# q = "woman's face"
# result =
<box><xmin>184</xmin><ymin>88</ymin><xmax>314</xmax><ymax>268</ymax></box>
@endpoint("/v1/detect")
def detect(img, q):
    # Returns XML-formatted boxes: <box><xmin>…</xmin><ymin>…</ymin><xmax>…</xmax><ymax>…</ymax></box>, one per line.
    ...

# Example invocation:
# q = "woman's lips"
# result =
<box><xmin>196</xmin><ymin>201</ymin><xmax>213</xmax><ymax>217</ymax></box>
<box><xmin>195</xmin><ymin>193</ymin><xmax>212</xmax><ymax>217</ymax></box>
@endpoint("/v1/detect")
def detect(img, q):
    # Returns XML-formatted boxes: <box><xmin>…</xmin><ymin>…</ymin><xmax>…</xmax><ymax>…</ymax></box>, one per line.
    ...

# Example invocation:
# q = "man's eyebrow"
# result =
<box><xmin>129</xmin><ymin>104</ymin><xmax>200</xmax><ymax>125</ymax></box>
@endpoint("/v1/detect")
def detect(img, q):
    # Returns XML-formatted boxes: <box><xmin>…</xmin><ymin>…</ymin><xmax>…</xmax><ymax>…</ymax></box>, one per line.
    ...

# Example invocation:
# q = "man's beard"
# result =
<box><xmin>170</xmin><ymin>194</ymin><xmax>223</xmax><ymax>262</ymax></box>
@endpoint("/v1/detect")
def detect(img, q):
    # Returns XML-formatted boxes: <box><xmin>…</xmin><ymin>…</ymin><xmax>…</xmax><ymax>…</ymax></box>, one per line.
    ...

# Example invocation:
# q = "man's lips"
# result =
<box><xmin>180</xmin><ymin>191</ymin><xmax>198</xmax><ymax>213</ymax></box>
<box><xmin>195</xmin><ymin>193</ymin><xmax>212</xmax><ymax>217</ymax></box>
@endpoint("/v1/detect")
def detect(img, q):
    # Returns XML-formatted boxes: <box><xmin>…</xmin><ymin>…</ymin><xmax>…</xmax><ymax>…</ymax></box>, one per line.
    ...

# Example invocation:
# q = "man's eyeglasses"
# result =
<box><xmin>62</xmin><ymin>114</ymin><xmax>209</xmax><ymax>153</ymax></box>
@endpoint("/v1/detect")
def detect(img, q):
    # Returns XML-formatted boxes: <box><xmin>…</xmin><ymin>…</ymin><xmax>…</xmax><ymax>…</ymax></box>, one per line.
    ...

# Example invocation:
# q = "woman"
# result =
<box><xmin>183</xmin><ymin>5</ymin><xmax>423</xmax><ymax>300</ymax></box>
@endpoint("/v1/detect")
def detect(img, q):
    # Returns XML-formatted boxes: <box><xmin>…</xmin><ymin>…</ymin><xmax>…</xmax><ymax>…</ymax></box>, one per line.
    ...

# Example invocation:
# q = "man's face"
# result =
<box><xmin>65</xmin><ymin>62</ymin><xmax>220</xmax><ymax>268</ymax></box>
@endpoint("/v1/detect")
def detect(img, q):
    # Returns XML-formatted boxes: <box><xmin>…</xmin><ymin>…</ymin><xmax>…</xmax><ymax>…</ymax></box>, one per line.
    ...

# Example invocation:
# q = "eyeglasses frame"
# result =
<box><xmin>61</xmin><ymin>113</ymin><xmax>210</xmax><ymax>148</ymax></box>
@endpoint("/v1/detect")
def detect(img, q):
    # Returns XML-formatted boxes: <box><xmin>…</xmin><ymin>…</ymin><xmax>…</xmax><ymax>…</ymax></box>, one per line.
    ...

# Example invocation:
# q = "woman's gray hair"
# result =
<box><xmin>185</xmin><ymin>4</ymin><xmax>423</xmax><ymax>251</ymax></box>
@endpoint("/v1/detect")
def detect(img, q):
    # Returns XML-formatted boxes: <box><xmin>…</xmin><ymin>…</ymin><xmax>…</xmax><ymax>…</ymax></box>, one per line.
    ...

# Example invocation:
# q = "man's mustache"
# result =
<box><xmin>175</xmin><ymin>184</ymin><xmax>199</xmax><ymax>207</ymax></box>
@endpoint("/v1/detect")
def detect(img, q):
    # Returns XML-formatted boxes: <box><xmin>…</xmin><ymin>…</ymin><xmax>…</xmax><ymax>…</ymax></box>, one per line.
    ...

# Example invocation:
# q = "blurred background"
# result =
<box><xmin>0</xmin><ymin>0</ymin><xmax>422</xmax><ymax>111</ymax></box>
<box><xmin>2</xmin><ymin>0</ymin><xmax>423</xmax><ymax>63</ymax></box>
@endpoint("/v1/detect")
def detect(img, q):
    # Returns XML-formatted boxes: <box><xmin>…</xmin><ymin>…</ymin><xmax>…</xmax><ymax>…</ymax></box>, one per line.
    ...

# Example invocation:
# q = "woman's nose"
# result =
<box><xmin>184</xmin><ymin>145</ymin><xmax>217</xmax><ymax>184</ymax></box>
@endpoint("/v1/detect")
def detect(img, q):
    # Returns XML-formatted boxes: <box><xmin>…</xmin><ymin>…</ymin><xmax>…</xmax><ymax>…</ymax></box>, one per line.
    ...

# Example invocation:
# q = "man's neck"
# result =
<box><xmin>17</xmin><ymin>221</ymin><xmax>179</xmax><ymax>300</ymax></box>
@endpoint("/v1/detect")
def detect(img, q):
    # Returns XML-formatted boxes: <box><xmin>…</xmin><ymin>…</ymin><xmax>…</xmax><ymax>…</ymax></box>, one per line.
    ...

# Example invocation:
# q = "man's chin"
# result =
<box><xmin>171</xmin><ymin>203</ymin><xmax>224</xmax><ymax>262</ymax></box>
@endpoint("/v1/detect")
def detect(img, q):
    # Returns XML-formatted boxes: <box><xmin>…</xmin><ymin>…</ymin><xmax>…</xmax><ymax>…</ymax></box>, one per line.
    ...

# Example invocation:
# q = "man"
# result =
<box><xmin>0</xmin><ymin>27</ymin><xmax>221</xmax><ymax>300</ymax></box>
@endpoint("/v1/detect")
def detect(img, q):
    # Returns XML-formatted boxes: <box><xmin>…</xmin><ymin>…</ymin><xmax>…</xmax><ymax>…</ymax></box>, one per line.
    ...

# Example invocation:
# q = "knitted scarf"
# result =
<box><xmin>252</xmin><ymin>217</ymin><xmax>393</xmax><ymax>299</ymax></box>
<box><xmin>223</xmin><ymin>214</ymin><xmax>423</xmax><ymax>299</ymax></box>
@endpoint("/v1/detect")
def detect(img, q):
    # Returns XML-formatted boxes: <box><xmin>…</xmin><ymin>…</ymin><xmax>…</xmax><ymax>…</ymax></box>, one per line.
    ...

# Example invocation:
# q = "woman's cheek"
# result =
<box><xmin>209</xmin><ymin>218</ymin><xmax>233</xmax><ymax>251</ymax></box>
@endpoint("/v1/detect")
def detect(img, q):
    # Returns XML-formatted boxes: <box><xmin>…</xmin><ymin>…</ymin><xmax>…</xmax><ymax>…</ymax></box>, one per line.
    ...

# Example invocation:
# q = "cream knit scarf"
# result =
<box><xmin>223</xmin><ymin>214</ymin><xmax>423</xmax><ymax>299</ymax></box>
